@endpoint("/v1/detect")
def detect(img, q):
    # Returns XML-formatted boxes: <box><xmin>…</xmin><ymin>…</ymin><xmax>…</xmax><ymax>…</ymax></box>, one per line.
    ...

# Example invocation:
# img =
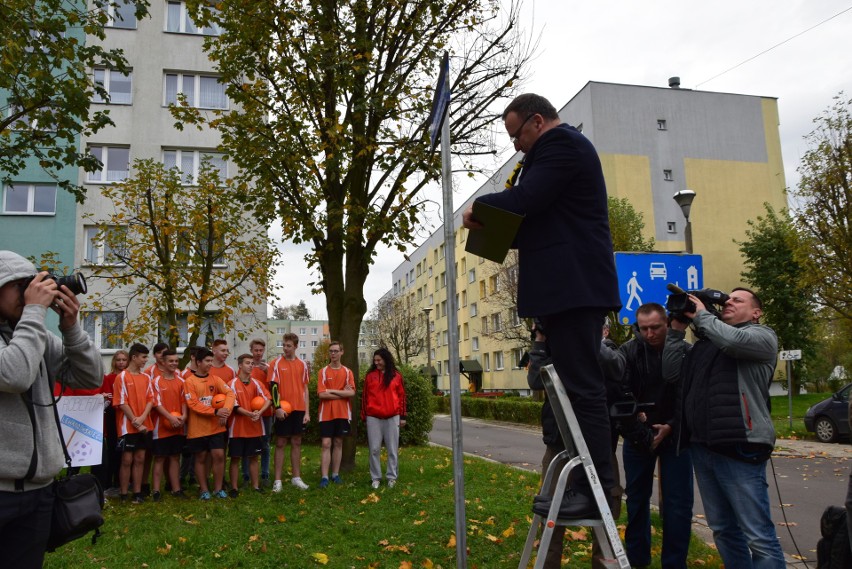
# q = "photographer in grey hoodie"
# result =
<box><xmin>0</xmin><ymin>251</ymin><xmax>103</xmax><ymax>567</ymax></box>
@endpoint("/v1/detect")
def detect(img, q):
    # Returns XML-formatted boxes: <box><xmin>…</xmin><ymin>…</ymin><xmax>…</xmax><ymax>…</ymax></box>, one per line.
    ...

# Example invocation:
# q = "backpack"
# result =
<box><xmin>817</xmin><ymin>505</ymin><xmax>851</xmax><ymax>569</ymax></box>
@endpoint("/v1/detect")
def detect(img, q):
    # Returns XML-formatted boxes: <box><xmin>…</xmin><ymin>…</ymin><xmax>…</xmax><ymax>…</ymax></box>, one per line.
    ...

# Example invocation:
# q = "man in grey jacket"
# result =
<box><xmin>0</xmin><ymin>251</ymin><xmax>103</xmax><ymax>567</ymax></box>
<box><xmin>680</xmin><ymin>287</ymin><xmax>785</xmax><ymax>568</ymax></box>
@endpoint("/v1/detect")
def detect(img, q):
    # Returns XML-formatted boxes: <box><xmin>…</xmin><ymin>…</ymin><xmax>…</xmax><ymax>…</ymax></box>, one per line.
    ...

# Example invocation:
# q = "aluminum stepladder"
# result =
<box><xmin>518</xmin><ymin>364</ymin><xmax>630</xmax><ymax>569</ymax></box>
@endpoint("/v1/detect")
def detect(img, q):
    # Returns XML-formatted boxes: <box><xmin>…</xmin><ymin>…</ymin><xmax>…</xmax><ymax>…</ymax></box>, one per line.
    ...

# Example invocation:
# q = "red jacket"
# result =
<box><xmin>360</xmin><ymin>369</ymin><xmax>406</xmax><ymax>421</ymax></box>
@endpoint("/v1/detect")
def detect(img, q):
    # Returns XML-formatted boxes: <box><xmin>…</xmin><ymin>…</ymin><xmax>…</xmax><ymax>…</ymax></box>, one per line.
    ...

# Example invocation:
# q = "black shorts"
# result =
<box><xmin>186</xmin><ymin>432</ymin><xmax>226</xmax><ymax>453</ymax></box>
<box><xmin>319</xmin><ymin>418</ymin><xmax>351</xmax><ymax>439</ymax></box>
<box><xmin>228</xmin><ymin>436</ymin><xmax>264</xmax><ymax>458</ymax></box>
<box><xmin>152</xmin><ymin>435</ymin><xmax>186</xmax><ymax>457</ymax></box>
<box><xmin>274</xmin><ymin>411</ymin><xmax>306</xmax><ymax>437</ymax></box>
<box><xmin>119</xmin><ymin>432</ymin><xmax>149</xmax><ymax>452</ymax></box>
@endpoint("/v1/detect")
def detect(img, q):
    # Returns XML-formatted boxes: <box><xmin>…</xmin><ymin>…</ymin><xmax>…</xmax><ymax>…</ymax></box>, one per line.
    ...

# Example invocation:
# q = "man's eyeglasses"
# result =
<box><xmin>508</xmin><ymin>114</ymin><xmax>536</xmax><ymax>143</ymax></box>
<box><xmin>328</xmin><ymin>349</ymin><xmax>341</xmax><ymax>353</ymax></box>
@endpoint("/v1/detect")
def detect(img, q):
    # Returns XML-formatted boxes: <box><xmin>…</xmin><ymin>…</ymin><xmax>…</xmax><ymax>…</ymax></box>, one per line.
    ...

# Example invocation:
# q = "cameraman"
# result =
<box><xmin>679</xmin><ymin>288</ymin><xmax>785</xmax><ymax>568</ymax></box>
<box><xmin>618</xmin><ymin>303</ymin><xmax>691</xmax><ymax>569</ymax></box>
<box><xmin>0</xmin><ymin>251</ymin><xmax>103</xmax><ymax>567</ymax></box>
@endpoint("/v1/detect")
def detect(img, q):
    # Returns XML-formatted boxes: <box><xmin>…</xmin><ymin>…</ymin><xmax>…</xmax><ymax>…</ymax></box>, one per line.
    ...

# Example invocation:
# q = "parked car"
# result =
<box><xmin>804</xmin><ymin>383</ymin><xmax>852</xmax><ymax>443</ymax></box>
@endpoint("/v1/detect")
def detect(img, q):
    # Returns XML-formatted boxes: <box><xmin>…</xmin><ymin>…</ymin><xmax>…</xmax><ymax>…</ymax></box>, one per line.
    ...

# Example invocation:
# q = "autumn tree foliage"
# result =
<box><xmin>0</xmin><ymin>0</ymin><xmax>149</xmax><ymax>199</ymax></box>
<box><xmin>175</xmin><ymin>0</ymin><xmax>531</xmax><ymax>378</ymax></box>
<box><xmin>369</xmin><ymin>293</ymin><xmax>426</xmax><ymax>364</ymax></box>
<box><xmin>84</xmin><ymin>159</ymin><xmax>278</xmax><ymax>351</ymax></box>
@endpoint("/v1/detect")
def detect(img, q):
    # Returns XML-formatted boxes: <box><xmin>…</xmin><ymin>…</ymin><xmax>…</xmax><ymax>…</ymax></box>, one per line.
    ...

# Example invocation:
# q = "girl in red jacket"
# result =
<box><xmin>361</xmin><ymin>348</ymin><xmax>406</xmax><ymax>488</ymax></box>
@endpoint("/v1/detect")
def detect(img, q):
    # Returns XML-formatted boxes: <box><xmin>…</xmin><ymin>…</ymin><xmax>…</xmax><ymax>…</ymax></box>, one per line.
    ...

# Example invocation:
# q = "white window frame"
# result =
<box><xmin>470</xmin><ymin>302</ymin><xmax>477</xmax><ymax>317</ymax></box>
<box><xmin>165</xmin><ymin>1</ymin><xmax>222</xmax><ymax>35</ymax></box>
<box><xmin>162</xmin><ymin>149</ymin><xmax>227</xmax><ymax>184</ymax></box>
<box><xmin>87</xmin><ymin>146</ymin><xmax>130</xmax><ymax>183</ymax></box>
<box><xmin>484</xmin><ymin>353</ymin><xmax>490</xmax><ymax>372</ymax></box>
<box><xmin>494</xmin><ymin>351</ymin><xmax>504</xmax><ymax>371</ymax></box>
<box><xmin>2</xmin><ymin>183</ymin><xmax>56</xmax><ymax>215</ymax></box>
<box><xmin>100</xmin><ymin>0</ymin><xmax>137</xmax><ymax>29</ymax></box>
<box><xmin>93</xmin><ymin>67</ymin><xmax>132</xmax><ymax>105</ymax></box>
<box><xmin>472</xmin><ymin>337</ymin><xmax>479</xmax><ymax>351</ymax></box>
<box><xmin>164</xmin><ymin>72</ymin><xmax>228</xmax><ymax>110</ymax></box>
<box><xmin>84</xmin><ymin>225</ymin><xmax>127</xmax><ymax>266</ymax></box>
<box><xmin>82</xmin><ymin>311</ymin><xmax>125</xmax><ymax>351</ymax></box>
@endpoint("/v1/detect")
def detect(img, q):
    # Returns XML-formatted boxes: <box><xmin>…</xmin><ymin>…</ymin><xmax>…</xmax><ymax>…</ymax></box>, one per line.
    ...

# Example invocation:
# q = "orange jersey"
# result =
<box><xmin>183</xmin><ymin>373</ymin><xmax>235</xmax><ymax>439</ymax></box>
<box><xmin>227</xmin><ymin>377</ymin><xmax>271</xmax><ymax>438</ymax></box>
<box><xmin>267</xmin><ymin>356</ymin><xmax>309</xmax><ymax>412</ymax></box>
<box><xmin>250</xmin><ymin>364</ymin><xmax>274</xmax><ymax>417</ymax></box>
<box><xmin>152</xmin><ymin>375</ymin><xmax>186</xmax><ymax>440</ymax></box>
<box><xmin>317</xmin><ymin>365</ymin><xmax>355</xmax><ymax>422</ymax></box>
<box><xmin>113</xmin><ymin>371</ymin><xmax>154</xmax><ymax>436</ymax></box>
<box><xmin>145</xmin><ymin>363</ymin><xmax>164</xmax><ymax>381</ymax></box>
<box><xmin>210</xmin><ymin>363</ymin><xmax>236</xmax><ymax>382</ymax></box>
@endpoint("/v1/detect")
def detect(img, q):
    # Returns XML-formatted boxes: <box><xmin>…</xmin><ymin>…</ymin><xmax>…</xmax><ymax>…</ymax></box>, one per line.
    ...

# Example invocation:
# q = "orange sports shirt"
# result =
<box><xmin>317</xmin><ymin>365</ymin><xmax>355</xmax><ymax>422</ymax></box>
<box><xmin>267</xmin><ymin>356</ymin><xmax>309</xmax><ymax>412</ymax></box>
<box><xmin>113</xmin><ymin>371</ymin><xmax>154</xmax><ymax>436</ymax></box>
<box><xmin>227</xmin><ymin>377</ymin><xmax>271</xmax><ymax>439</ymax></box>
<box><xmin>152</xmin><ymin>375</ymin><xmax>186</xmax><ymax>440</ymax></box>
<box><xmin>183</xmin><ymin>373</ymin><xmax>235</xmax><ymax>439</ymax></box>
<box><xmin>210</xmin><ymin>363</ymin><xmax>236</xmax><ymax>382</ymax></box>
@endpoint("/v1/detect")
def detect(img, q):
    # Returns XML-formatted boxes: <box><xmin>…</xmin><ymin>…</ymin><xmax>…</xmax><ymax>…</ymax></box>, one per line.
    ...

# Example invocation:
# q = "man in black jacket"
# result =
<box><xmin>619</xmin><ymin>303</ymin><xmax>691</xmax><ymax>568</ymax></box>
<box><xmin>464</xmin><ymin>93</ymin><xmax>621</xmax><ymax>517</ymax></box>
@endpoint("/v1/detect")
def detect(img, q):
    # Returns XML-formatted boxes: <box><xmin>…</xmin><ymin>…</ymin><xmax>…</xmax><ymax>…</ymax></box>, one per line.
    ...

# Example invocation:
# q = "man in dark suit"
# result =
<box><xmin>463</xmin><ymin>93</ymin><xmax>621</xmax><ymax>519</ymax></box>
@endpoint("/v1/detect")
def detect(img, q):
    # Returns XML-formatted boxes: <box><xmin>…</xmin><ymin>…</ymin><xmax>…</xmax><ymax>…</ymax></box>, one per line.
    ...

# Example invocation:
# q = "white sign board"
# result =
<box><xmin>56</xmin><ymin>395</ymin><xmax>104</xmax><ymax>467</ymax></box>
<box><xmin>779</xmin><ymin>350</ymin><xmax>802</xmax><ymax>361</ymax></box>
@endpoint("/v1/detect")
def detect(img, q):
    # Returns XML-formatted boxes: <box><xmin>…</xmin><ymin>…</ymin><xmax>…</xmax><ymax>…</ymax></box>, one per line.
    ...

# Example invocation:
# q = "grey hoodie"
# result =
<box><xmin>0</xmin><ymin>251</ymin><xmax>103</xmax><ymax>491</ymax></box>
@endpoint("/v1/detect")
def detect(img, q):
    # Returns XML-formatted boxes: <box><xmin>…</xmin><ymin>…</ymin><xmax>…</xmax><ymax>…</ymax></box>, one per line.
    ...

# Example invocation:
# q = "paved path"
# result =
<box><xmin>429</xmin><ymin>414</ymin><xmax>852</xmax><ymax>568</ymax></box>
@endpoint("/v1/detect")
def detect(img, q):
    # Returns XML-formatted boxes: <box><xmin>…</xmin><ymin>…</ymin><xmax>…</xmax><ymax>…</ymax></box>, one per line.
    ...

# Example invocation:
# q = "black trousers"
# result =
<box><xmin>539</xmin><ymin>307</ymin><xmax>615</xmax><ymax>492</ymax></box>
<box><xmin>0</xmin><ymin>484</ymin><xmax>54</xmax><ymax>569</ymax></box>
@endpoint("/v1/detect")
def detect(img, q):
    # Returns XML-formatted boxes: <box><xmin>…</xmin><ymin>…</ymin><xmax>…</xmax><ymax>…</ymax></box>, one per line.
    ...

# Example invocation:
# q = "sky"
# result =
<box><xmin>269</xmin><ymin>0</ymin><xmax>852</xmax><ymax>320</ymax></box>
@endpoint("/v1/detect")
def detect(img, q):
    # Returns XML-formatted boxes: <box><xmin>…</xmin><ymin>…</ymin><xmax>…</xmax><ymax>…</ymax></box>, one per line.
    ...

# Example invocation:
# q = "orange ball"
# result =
<box><xmin>212</xmin><ymin>393</ymin><xmax>227</xmax><ymax>409</ymax></box>
<box><xmin>170</xmin><ymin>410</ymin><xmax>182</xmax><ymax>417</ymax></box>
<box><xmin>280</xmin><ymin>400</ymin><xmax>293</xmax><ymax>414</ymax></box>
<box><xmin>250</xmin><ymin>396</ymin><xmax>266</xmax><ymax>411</ymax></box>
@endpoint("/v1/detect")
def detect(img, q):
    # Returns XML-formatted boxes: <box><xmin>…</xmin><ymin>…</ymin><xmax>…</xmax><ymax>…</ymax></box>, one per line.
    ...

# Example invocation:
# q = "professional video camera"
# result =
<box><xmin>610</xmin><ymin>393</ymin><xmax>656</xmax><ymax>452</ymax></box>
<box><xmin>22</xmin><ymin>272</ymin><xmax>87</xmax><ymax>296</ymax></box>
<box><xmin>665</xmin><ymin>283</ymin><xmax>728</xmax><ymax>322</ymax></box>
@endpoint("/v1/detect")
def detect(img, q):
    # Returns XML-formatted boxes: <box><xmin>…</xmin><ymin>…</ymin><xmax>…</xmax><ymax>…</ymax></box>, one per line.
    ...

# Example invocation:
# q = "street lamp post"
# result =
<box><xmin>673</xmin><ymin>189</ymin><xmax>697</xmax><ymax>254</ymax></box>
<box><xmin>422</xmin><ymin>307</ymin><xmax>433</xmax><ymax>389</ymax></box>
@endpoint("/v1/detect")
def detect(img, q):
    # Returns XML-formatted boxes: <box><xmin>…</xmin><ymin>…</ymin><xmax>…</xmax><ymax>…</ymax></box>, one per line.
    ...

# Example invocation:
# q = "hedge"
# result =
<box><xmin>431</xmin><ymin>393</ymin><xmax>542</xmax><ymax>426</ymax></box>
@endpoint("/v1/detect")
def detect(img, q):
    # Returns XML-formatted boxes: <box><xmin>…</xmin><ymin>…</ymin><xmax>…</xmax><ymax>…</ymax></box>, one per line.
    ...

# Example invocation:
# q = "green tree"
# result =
<box><xmin>0</xmin><ymin>0</ymin><xmax>150</xmax><ymax>199</ymax></box>
<box><xmin>738</xmin><ymin>204</ymin><xmax>815</xmax><ymax>394</ymax></box>
<box><xmin>792</xmin><ymin>93</ymin><xmax>852</xmax><ymax>321</ymax></box>
<box><xmin>83</xmin><ymin>159</ymin><xmax>278</xmax><ymax>355</ymax></box>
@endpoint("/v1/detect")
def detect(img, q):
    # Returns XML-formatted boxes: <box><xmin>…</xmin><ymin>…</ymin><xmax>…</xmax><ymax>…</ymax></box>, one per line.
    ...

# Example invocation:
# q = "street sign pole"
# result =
<box><xmin>780</xmin><ymin>350</ymin><xmax>802</xmax><ymax>429</ymax></box>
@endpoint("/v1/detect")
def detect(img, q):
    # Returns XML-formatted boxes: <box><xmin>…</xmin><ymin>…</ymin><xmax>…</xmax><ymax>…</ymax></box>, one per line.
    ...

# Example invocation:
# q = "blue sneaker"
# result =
<box><xmin>318</xmin><ymin>477</ymin><xmax>329</xmax><ymax>489</ymax></box>
<box><xmin>331</xmin><ymin>475</ymin><xmax>342</xmax><ymax>485</ymax></box>
<box><xmin>199</xmin><ymin>491</ymin><xmax>211</xmax><ymax>501</ymax></box>
<box><xmin>215</xmin><ymin>489</ymin><xmax>228</xmax><ymax>499</ymax></box>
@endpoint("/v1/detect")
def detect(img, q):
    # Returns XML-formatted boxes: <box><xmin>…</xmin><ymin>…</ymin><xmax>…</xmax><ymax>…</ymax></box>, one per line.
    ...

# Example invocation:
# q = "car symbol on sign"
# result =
<box><xmin>649</xmin><ymin>262</ymin><xmax>667</xmax><ymax>280</ymax></box>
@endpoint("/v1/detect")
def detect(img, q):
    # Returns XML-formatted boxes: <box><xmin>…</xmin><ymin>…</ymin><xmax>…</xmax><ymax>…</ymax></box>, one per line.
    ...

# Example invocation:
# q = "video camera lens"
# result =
<box><xmin>23</xmin><ymin>272</ymin><xmax>87</xmax><ymax>296</ymax></box>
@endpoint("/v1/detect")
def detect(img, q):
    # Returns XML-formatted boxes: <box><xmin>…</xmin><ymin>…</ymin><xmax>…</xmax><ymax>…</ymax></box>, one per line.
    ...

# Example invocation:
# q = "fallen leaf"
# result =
<box><xmin>378</xmin><ymin>539</ymin><xmax>390</xmax><ymax>546</ymax></box>
<box><xmin>178</xmin><ymin>537</ymin><xmax>187</xmax><ymax>543</ymax></box>
<box><xmin>447</xmin><ymin>534</ymin><xmax>456</xmax><ymax>548</ymax></box>
<box><xmin>257</xmin><ymin>517</ymin><xmax>264</xmax><ymax>523</ymax></box>
<box><xmin>156</xmin><ymin>542</ymin><xmax>172</xmax><ymax>555</ymax></box>
<box><xmin>502</xmin><ymin>526</ymin><xmax>515</xmax><ymax>538</ymax></box>
<box><xmin>485</xmin><ymin>534</ymin><xmax>502</xmax><ymax>543</ymax></box>
<box><xmin>312</xmin><ymin>552</ymin><xmax>329</xmax><ymax>565</ymax></box>
<box><xmin>421</xmin><ymin>559</ymin><xmax>434</xmax><ymax>568</ymax></box>
<box><xmin>399</xmin><ymin>562</ymin><xmax>413</xmax><ymax>569</ymax></box>
<box><xmin>249</xmin><ymin>534</ymin><xmax>260</xmax><ymax>542</ymax></box>
<box><xmin>277</xmin><ymin>514</ymin><xmax>286</xmax><ymax>523</ymax></box>
<box><xmin>413</xmin><ymin>519</ymin><xmax>426</xmax><ymax>525</ymax></box>
<box><xmin>361</xmin><ymin>493</ymin><xmax>380</xmax><ymax>504</ymax></box>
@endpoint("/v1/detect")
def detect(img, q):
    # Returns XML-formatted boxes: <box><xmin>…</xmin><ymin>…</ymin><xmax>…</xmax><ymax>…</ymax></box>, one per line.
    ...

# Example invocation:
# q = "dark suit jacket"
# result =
<box><xmin>475</xmin><ymin>123</ymin><xmax>620</xmax><ymax>317</ymax></box>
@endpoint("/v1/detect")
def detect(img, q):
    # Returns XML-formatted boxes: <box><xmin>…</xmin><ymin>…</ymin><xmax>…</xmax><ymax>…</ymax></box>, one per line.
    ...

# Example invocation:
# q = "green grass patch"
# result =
<box><xmin>770</xmin><ymin>391</ymin><xmax>832</xmax><ymax>439</ymax></box>
<box><xmin>44</xmin><ymin>445</ymin><xmax>722</xmax><ymax>568</ymax></box>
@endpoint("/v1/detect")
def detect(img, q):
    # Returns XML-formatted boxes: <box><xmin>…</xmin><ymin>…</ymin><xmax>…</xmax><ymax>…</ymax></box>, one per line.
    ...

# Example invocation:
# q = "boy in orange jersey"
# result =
<box><xmin>150</xmin><ymin>350</ymin><xmax>187</xmax><ymax>501</ymax></box>
<box><xmin>145</xmin><ymin>342</ymin><xmax>170</xmax><ymax>380</ymax></box>
<box><xmin>227</xmin><ymin>354</ymin><xmax>272</xmax><ymax>496</ymax></box>
<box><xmin>114</xmin><ymin>343</ymin><xmax>155</xmax><ymax>503</ymax></box>
<box><xmin>210</xmin><ymin>338</ymin><xmax>236</xmax><ymax>381</ymax></box>
<box><xmin>184</xmin><ymin>347</ymin><xmax>235</xmax><ymax>500</ymax></box>
<box><xmin>247</xmin><ymin>338</ymin><xmax>272</xmax><ymax>485</ymax></box>
<box><xmin>317</xmin><ymin>341</ymin><xmax>355</xmax><ymax>488</ymax></box>
<box><xmin>268</xmin><ymin>333</ymin><xmax>311</xmax><ymax>492</ymax></box>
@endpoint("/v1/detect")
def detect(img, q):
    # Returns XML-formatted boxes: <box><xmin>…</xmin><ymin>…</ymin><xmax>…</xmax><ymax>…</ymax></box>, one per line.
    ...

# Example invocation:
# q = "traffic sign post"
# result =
<box><xmin>780</xmin><ymin>350</ymin><xmax>802</xmax><ymax>429</ymax></box>
<box><xmin>614</xmin><ymin>253</ymin><xmax>703</xmax><ymax>325</ymax></box>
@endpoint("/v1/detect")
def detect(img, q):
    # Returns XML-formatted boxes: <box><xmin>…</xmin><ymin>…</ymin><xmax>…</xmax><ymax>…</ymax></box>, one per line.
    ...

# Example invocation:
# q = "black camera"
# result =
<box><xmin>23</xmin><ymin>272</ymin><xmax>87</xmax><ymax>296</ymax></box>
<box><xmin>665</xmin><ymin>284</ymin><xmax>728</xmax><ymax>322</ymax></box>
<box><xmin>610</xmin><ymin>393</ymin><xmax>657</xmax><ymax>451</ymax></box>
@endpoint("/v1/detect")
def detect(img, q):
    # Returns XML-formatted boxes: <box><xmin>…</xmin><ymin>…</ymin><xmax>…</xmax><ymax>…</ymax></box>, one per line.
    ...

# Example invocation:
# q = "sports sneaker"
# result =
<box><xmin>291</xmin><ymin>477</ymin><xmax>309</xmax><ymax>490</ymax></box>
<box><xmin>254</xmin><ymin>487</ymin><xmax>264</xmax><ymax>494</ymax></box>
<box><xmin>229</xmin><ymin>488</ymin><xmax>239</xmax><ymax>498</ymax></box>
<box><xmin>104</xmin><ymin>487</ymin><xmax>121</xmax><ymax>498</ymax></box>
<box><xmin>132</xmin><ymin>493</ymin><xmax>145</xmax><ymax>504</ymax></box>
<box><xmin>272</xmin><ymin>480</ymin><xmax>283</xmax><ymax>493</ymax></box>
<box><xmin>388</xmin><ymin>479</ymin><xmax>396</xmax><ymax>488</ymax></box>
<box><xmin>170</xmin><ymin>490</ymin><xmax>188</xmax><ymax>499</ymax></box>
<box><xmin>215</xmin><ymin>489</ymin><xmax>228</xmax><ymax>499</ymax></box>
<box><xmin>331</xmin><ymin>474</ymin><xmax>342</xmax><ymax>485</ymax></box>
<box><xmin>199</xmin><ymin>491</ymin><xmax>211</xmax><ymax>501</ymax></box>
<box><xmin>152</xmin><ymin>491</ymin><xmax>162</xmax><ymax>502</ymax></box>
<box><xmin>318</xmin><ymin>477</ymin><xmax>329</xmax><ymax>489</ymax></box>
<box><xmin>371</xmin><ymin>480</ymin><xmax>380</xmax><ymax>489</ymax></box>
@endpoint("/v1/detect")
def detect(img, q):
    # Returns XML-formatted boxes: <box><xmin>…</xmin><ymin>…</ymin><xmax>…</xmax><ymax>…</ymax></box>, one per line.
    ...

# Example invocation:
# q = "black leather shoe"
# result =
<box><xmin>533</xmin><ymin>490</ymin><xmax>600</xmax><ymax>519</ymax></box>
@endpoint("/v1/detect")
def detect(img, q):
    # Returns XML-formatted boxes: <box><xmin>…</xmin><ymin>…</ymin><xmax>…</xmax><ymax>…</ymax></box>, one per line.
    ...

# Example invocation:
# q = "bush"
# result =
<box><xmin>431</xmin><ymin>393</ymin><xmax>542</xmax><ymax>426</ymax></box>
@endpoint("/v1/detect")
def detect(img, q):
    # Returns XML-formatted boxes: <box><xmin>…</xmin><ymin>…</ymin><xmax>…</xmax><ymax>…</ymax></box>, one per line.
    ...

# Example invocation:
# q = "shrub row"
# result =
<box><xmin>431</xmin><ymin>394</ymin><xmax>542</xmax><ymax>426</ymax></box>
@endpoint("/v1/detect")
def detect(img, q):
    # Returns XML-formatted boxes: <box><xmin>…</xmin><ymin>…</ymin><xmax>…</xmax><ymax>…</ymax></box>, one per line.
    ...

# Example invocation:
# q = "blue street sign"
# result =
<box><xmin>614</xmin><ymin>252</ymin><xmax>703</xmax><ymax>325</ymax></box>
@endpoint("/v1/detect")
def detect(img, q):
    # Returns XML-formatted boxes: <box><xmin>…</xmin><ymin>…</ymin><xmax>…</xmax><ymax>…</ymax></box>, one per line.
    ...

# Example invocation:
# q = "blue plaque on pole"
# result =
<box><xmin>614</xmin><ymin>252</ymin><xmax>703</xmax><ymax>325</ymax></box>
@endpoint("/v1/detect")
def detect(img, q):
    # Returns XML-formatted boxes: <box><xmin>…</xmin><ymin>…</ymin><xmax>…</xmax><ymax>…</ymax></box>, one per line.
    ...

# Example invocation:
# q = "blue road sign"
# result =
<box><xmin>614</xmin><ymin>252</ymin><xmax>703</xmax><ymax>325</ymax></box>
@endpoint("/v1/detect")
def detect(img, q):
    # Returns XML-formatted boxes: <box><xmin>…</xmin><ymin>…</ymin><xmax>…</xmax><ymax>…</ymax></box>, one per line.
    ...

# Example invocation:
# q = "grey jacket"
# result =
<box><xmin>0</xmin><ymin>252</ymin><xmax>103</xmax><ymax>492</ymax></box>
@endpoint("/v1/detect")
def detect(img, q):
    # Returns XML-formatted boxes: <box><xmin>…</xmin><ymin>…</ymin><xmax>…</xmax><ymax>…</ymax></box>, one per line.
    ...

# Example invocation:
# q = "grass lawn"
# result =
<box><xmin>43</xmin><ymin>445</ymin><xmax>723</xmax><ymax>568</ymax></box>
<box><xmin>770</xmin><ymin>391</ymin><xmax>833</xmax><ymax>439</ymax></box>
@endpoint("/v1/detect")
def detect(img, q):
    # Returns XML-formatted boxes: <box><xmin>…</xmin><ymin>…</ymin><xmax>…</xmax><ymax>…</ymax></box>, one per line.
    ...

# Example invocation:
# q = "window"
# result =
<box><xmin>463</xmin><ymin>323</ymin><xmax>469</xmax><ymax>340</ymax></box>
<box><xmin>491</xmin><ymin>313</ymin><xmax>502</xmax><ymax>332</ymax></box>
<box><xmin>163</xmin><ymin>149</ymin><xmax>227</xmax><ymax>184</ymax></box>
<box><xmin>484</xmin><ymin>353</ymin><xmax>490</xmax><ymax>372</ymax></box>
<box><xmin>299</xmin><ymin>341</ymin><xmax>306</xmax><ymax>348</ymax></box>
<box><xmin>657</xmin><ymin>119</ymin><xmax>667</xmax><ymax>131</ymax></box>
<box><xmin>82</xmin><ymin>311</ymin><xmax>124</xmax><ymax>350</ymax></box>
<box><xmin>667</xmin><ymin>221</ymin><xmax>677</xmax><ymax>233</ymax></box>
<box><xmin>161</xmin><ymin>312</ymin><xmax>223</xmax><ymax>347</ymax></box>
<box><xmin>472</xmin><ymin>337</ymin><xmax>479</xmax><ymax>351</ymax></box>
<box><xmin>440</xmin><ymin>272</ymin><xmax>446</xmax><ymax>288</ymax></box>
<box><xmin>84</xmin><ymin>225</ymin><xmax>127</xmax><ymax>265</ymax></box>
<box><xmin>166</xmin><ymin>1</ymin><xmax>221</xmax><ymax>35</ymax></box>
<box><xmin>442</xmin><ymin>330</ymin><xmax>448</xmax><ymax>344</ymax></box>
<box><xmin>276</xmin><ymin>340</ymin><xmax>283</xmax><ymax>347</ymax></box>
<box><xmin>434</xmin><ymin>276</ymin><xmax>438</xmax><ymax>290</ymax></box>
<box><xmin>436</xmin><ymin>361</ymin><xmax>442</xmax><ymax>376</ymax></box>
<box><xmin>429</xmin><ymin>294</ymin><xmax>433</xmax><ymax>306</ymax></box>
<box><xmin>512</xmin><ymin>348</ymin><xmax>524</xmax><ymax>369</ymax></box>
<box><xmin>443</xmin><ymin>360</ymin><xmax>449</xmax><ymax>375</ymax></box>
<box><xmin>468</xmin><ymin>268</ymin><xmax>475</xmax><ymax>283</ymax></box>
<box><xmin>100</xmin><ymin>0</ymin><xmax>137</xmax><ymax>28</ymax></box>
<box><xmin>359</xmin><ymin>338</ymin><xmax>366</xmax><ymax>347</ymax></box>
<box><xmin>428</xmin><ymin>266</ymin><xmax>433</xmax><ymax>277</ymax></box>
<box><xmin>93</xmin><ymin>68</ymin><xmax>132</xmax><ymax>104</ymax></box>
<box><xmin>461</xmin><ymin>290</ymin><xmax>467</xmax><ymax>307</ymax></box>
<box><xmin>480</xmin><ymin>316</ymin><xmax>488</xmax><ymax>334</ymax></box>
<box><xmin>311</xmin><ymin>340</ymin><xmax>318</xmax><ymax>347</ymax></box>
<box><xmin>479</xmin><ymin>280</ymin><xmax>486</xmax><ymax>297</ymax></box>
<box><xmin>430</xmin><ymin>348</ymin><xmax>435</xmax><ymax>360</ymax></box>
<box><xmin>663</xmin><ymin>169</ymin><xmax>673</xmax><ymax>181</ymax></box>
<box><xmin>276</xmin><ymin>327</ymin><xmax>285</xmax><ymax>334</ymax></box>
<box><xmin>2</xmin><ymin>183</ymin><xmax>56</xmax><ymax>215</ymax></box>
<box><xmin>416</xmin><ymin>263</ymin><xmax>422</xmax><ymax>277</ymax></box>
<box><xmin>312</xmin><ymin>327</ymin><xmax>318</xmax><ymax>335</ymax></box>
<box><xmin>439</xmin><ymin>244</ymin><xmax>445</xmax><ymax>259</ymax></box>
<box><xmin>489</xmin><ymin>275</ymin><xmax>498</xmax><ymax>295</ymax></box>
<box><xmin>494</xmin><ymin>351</ymin><xmax>504</xmax><ymax>370</ymax></box>
<box><xmin>470</xmin><ymin>302</ymin><xmax>477</xmax><ymax>317</ymax></box>
<box><xmin>461</xmin><ymin>257</ymin><xmax>466</xmax><ymax>273</ymax></box>
<box><xmin>88</xmin><ymin>146</ymin><xmax>130</xmax><ymax>183</ymax></box>
<box><xmin>300</xmin><ymin>353</ymin><xmax>307</xmax><ymax>360</ymax></box>
<box><xmin>299</xmin><ymin>327</ymin><xmax>306</xmax><ymax>335</ymax></box>
<box><xmin>164</xmin><ymin>73</ymin><xmax>228</xmax><ymax>109</ymax></box>
<box><xmin>510</xmin><ymin>308</ymin><xmax>521</xmax><ymax>327</ymax></box>
<box><xmin>417</xmin><ymin>288</ymin><xmax>423</xmax><ymax>301</ymax></box>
